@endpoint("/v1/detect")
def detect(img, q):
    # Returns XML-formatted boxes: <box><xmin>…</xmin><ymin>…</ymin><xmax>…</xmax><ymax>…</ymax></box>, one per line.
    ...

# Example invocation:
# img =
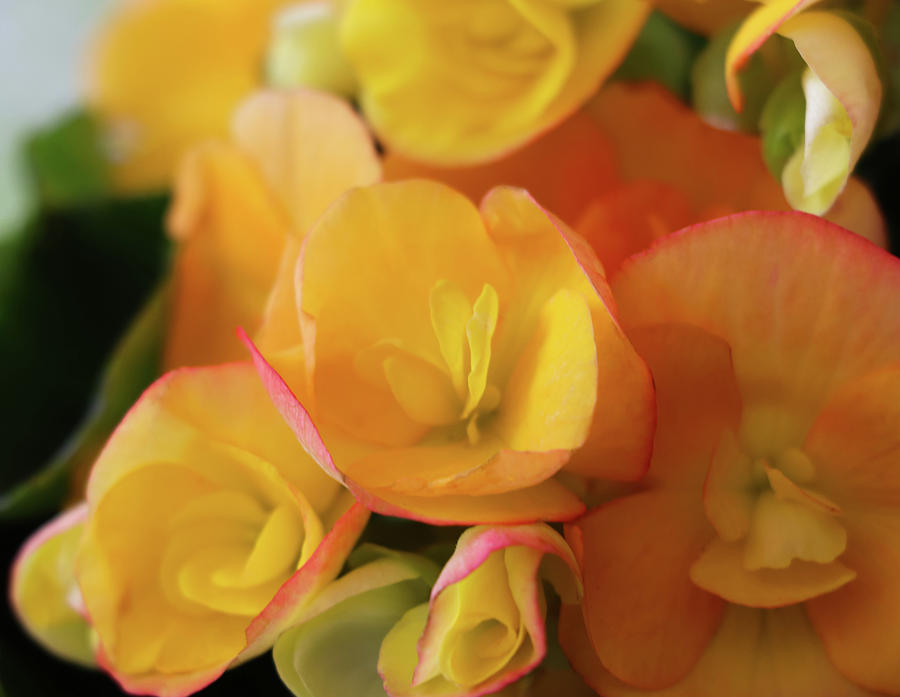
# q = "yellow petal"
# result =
<box><xmin>690</xmin><ymin>538</ymin><xmax>856</xmax><ymax>607</ymax></box>
<box><xmin>496</xmin><ymin>288</ymin><xmax>597</xmax><ymax>451</ymax></box>
<box><xmin>463</xmin><ymin>284</ymin><xmax>500</xmax><ymax>418</ymax></box>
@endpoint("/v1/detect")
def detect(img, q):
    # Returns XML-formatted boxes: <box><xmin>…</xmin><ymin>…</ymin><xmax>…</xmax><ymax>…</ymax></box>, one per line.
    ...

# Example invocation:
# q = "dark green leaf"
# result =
<box><xmin>0</xmin><ymin>281</ymin><xmax>169</xmax><ymax>519</ymax></box>
<box><xmin>25</xmin><ymin>110</ymin><xmax>109</xmax><ymax>209</ymax></box>
<box><xmin>614</xmin><ymin>11</ymin><xmax>705</xmax><ymax>100</ymax></box>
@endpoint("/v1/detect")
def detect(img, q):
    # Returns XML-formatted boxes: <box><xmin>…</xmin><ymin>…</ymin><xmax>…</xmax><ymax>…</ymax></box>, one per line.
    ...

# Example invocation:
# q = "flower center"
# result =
<box><xmin>691</xmin><ymin>430</ymin><xmax>856</xmax><ymax>607</ymax></box>
<box><xmin>160</xmin><ymin>490</ymin><xmax>305</xmax><ymax>616</ymax></box>
<box><xmin>354</xmin><ymin>280</ymin><xmax>503</xmax><ymax>444</ymax></box>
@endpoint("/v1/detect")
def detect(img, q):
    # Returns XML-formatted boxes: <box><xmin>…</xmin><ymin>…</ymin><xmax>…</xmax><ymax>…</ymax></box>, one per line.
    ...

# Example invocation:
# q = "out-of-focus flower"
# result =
<box><xmin>382</xmin><ymin>109</ymin><xmax>619</xmax><ymax>228</ymax></box>
<box><xmin>274</xmin><ymin>545</ymin><xmax>439</xmax><ymax>697</ymax></box>
<box><xmin>379</xmin><ymin>524</ymin><xmax>581</xmax><ymax>697</ymax></box>
<box><xmin>726</xmin><ymin>1</ymin><xmax>882</xmax><ymax>214</ymax></box>
<box><xmin>74</xmin><ymin>363</ymin><xmax>368</xmax><ymax>696</ymax></box>
<box><xmin>163</xmin><ymin>88</ymin><xmax>380</xmax><ymax>369</ymax></box>
<box><xmin>266</xmin><ymin>2</ymin><xmax>358</xmax><ymax>98</ymax></box>
<box><xmin>339</xmin><ymin>0</ymin><xmax>650</xmax><ymax>165</ymax></box>
<box><xmin>9</xmin><ymin>503</ymin><xmax>95</xmax><ymax>668</ymax></box>
<box><xmin>245</xmin><ymin>180</ymin><xmax>655</xmax><ymax>525</ymax></box>
<box><xmin>560</xmin><ymin>212</ymin><xmax>900</xmax><ymax>696</ymax></box>
<box><xmin>87</xmin><ymin>0</ymin><xmax>296</xmax><ymax>192</ymax></box>
<box><xmin>651</xmin><ymin>0</ymin><xmax>756</xmax><ymax>35</ymax></box>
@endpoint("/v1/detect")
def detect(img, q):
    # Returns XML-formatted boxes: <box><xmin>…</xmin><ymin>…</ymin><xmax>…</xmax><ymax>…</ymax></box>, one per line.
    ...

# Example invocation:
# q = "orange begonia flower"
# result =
<box><xmin>245</xmin><ymin>180</ymin><xmax>655</xmax><ymax>525</ymax></box>
<box><xmin>163</xmin><ymin>88</ymin><xmax>380</xmax><ymax>369</ymax></box>
<box><xmin>560</xmin><ymin>212</ymin><xmax>900</xmax><ymax>696</ymax></box>
<box><xmin>73</xmin><ymin>364</ymin><xmax>368</xmax><ymax>697</ymax></box>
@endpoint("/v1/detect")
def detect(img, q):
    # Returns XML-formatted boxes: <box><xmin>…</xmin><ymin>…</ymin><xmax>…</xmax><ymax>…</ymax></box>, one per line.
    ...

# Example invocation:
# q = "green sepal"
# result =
<box><xmin>759</xmin><ymin>69</ymin><xmax>807</xmax><ymax>179</ymax></box>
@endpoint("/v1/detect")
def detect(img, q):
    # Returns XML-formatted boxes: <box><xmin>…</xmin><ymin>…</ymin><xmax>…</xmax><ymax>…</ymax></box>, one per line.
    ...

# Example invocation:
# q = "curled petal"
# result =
<box><xmin>10</xmin><ymin>504</ymin><xmax>95</xmax><ymax>667</ymax></box>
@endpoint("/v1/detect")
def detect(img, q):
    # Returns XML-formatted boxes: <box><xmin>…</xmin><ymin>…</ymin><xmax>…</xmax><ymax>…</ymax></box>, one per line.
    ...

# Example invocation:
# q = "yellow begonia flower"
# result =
<box><xmin>245</xmin><ymin>180</ymin><xmax>655</xmax><ymax>525</ymax></box>
<box><xmin>339</xmin><ymin>0</ymin><xmax>650</xmax><ymax>165</ymax></box>
<box><xmin>10</xmin><ymin>504</ymin><xmax>95</xmax><ymax>668</ymax></box>
<box><xmin>163</xmin><ymin>88</ymin><xmax>380</xmax><ymax>369</ymax></box>
<box><xmin>726</xmin><ymin>1</ymin><xmax>882</xmax><ymax>214</ymax></box>
<box><xmin>87</xmin><ymin>0</ymin><xmax>295</xmax><ymax>192</ymax></box>
<box><xmin>378</xmin><ymin>524</ymin><xmax>581</xmax><ymax>697</ymax></box>
<box><xmin>74</xmin><ymin>364</ymin><xmax>368</xmax><ymax>697</ymax></box>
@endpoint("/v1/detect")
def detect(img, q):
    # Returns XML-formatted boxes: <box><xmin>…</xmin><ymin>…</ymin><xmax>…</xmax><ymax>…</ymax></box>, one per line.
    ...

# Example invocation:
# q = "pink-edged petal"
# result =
<box><xmin>352</xmin><ymin>478</ymin><xmax>585</xmax><ymax>527</ymax></box>
<box><xmin>240</xmin><ymin>498</ymin><xmax>370</xmax><ymax>658</ymax></box>
<box><xmin>725</xmin><ymin>0</ymin><xmax>823</xmax><ymax>111</ymax></box>
<box><xmin>380</xmin><ymin>525</ymin><xmax>580</xmax><ymax>697</ymax></box>
<box><xmin>613</xmin><ymin>212</ymin><xmax>900</xmax><ymax>450</ymax></box>
<box><xmin>241</xmin><ymin>328</ymin><xmax>343</xmax><ymax>483</ymax></box>
<box><xmin>481</xmin><ymin>186</ymin><xmax>655</xmax><ymax>481</ymax></box>
<box><xmin>10</xmin><ymin>504</ymin><xmax>95</xmax><ymax>668</ymax></box>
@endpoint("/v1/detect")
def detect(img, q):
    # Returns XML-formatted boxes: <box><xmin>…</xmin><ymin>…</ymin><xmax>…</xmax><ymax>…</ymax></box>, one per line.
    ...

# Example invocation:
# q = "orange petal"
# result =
<box><xmin>165</xmin><ymin>141</ymin><xmax>289</xmax><ymax>369</ymax></box>
<box><xmin>803</xmin><ymin>365</ymin><xmax>900</xmax><ymax>693</ymax></box>
<box><xmin>588</xmin><ymin>83</ymin><xmax>786</xmax><ymax>217</ymax></box>
<box><xmin>807</xmin><ymin>509</ymin><xmax>900</xmax><ymax>694</ymax></box>
<box><xmin>383</xmin><ymin>108</ymin><xmax>619</xmax><ymax>226</ymax></box>
<box><xmin>561</xmin><ymin>601</ymin><xmax>878</xmax><ymax>697</ymax></box>
<box><xmin>576</xmin><ymin>180</ymin><xmax>693</xmax><ymax>278</ymax></box>
<box><xmin>571</xmin><ymin>491</ymin><xmax>723</xmax><ymax>689</ymax></box>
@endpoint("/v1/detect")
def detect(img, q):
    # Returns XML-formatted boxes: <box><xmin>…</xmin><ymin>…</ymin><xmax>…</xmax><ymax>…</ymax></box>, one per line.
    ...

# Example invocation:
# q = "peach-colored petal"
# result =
<box><xmin>613</xmin><ymin>212</ymin><xmax>900</xmax><ymax>451</ymax></box>
<box><xmin>570</xmin><ymin>491</ymin><xmax>723</xmax><ymax>690</ymax></box>
<box><xmin>232</xmin><ymin>89</ymin><xmax>382</xmax><ymax>234</ymax></box>
<box><xmin>563</xmin><ymin>322</ymin><xmax>742</xmax><ymax>689</ymax></box>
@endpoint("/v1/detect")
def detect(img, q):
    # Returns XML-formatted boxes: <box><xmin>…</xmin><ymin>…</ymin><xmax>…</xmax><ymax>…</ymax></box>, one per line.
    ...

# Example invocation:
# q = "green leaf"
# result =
<box><xmin>0</xmin><ymin>194</ymin><xmax>170</xmax><ymax>518</ymax></box>
<box><xmin>759</xmin><ymin>69</ymin><xmax>807</xmax><ymax>179</ymax></box>
<box><xmin>0</xmin><ymin>281</ymin><xmax>169</xmax><ymax>519</ymax></box>
<box><xmin>613</xmin><ymin>11</ymin><xmax>705</xmax><ymax>100</ymax></box>
<box><xmin>25</xmin><ymin>110</ymin><xmax>109</xmax><ymax>210</ymax></box>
